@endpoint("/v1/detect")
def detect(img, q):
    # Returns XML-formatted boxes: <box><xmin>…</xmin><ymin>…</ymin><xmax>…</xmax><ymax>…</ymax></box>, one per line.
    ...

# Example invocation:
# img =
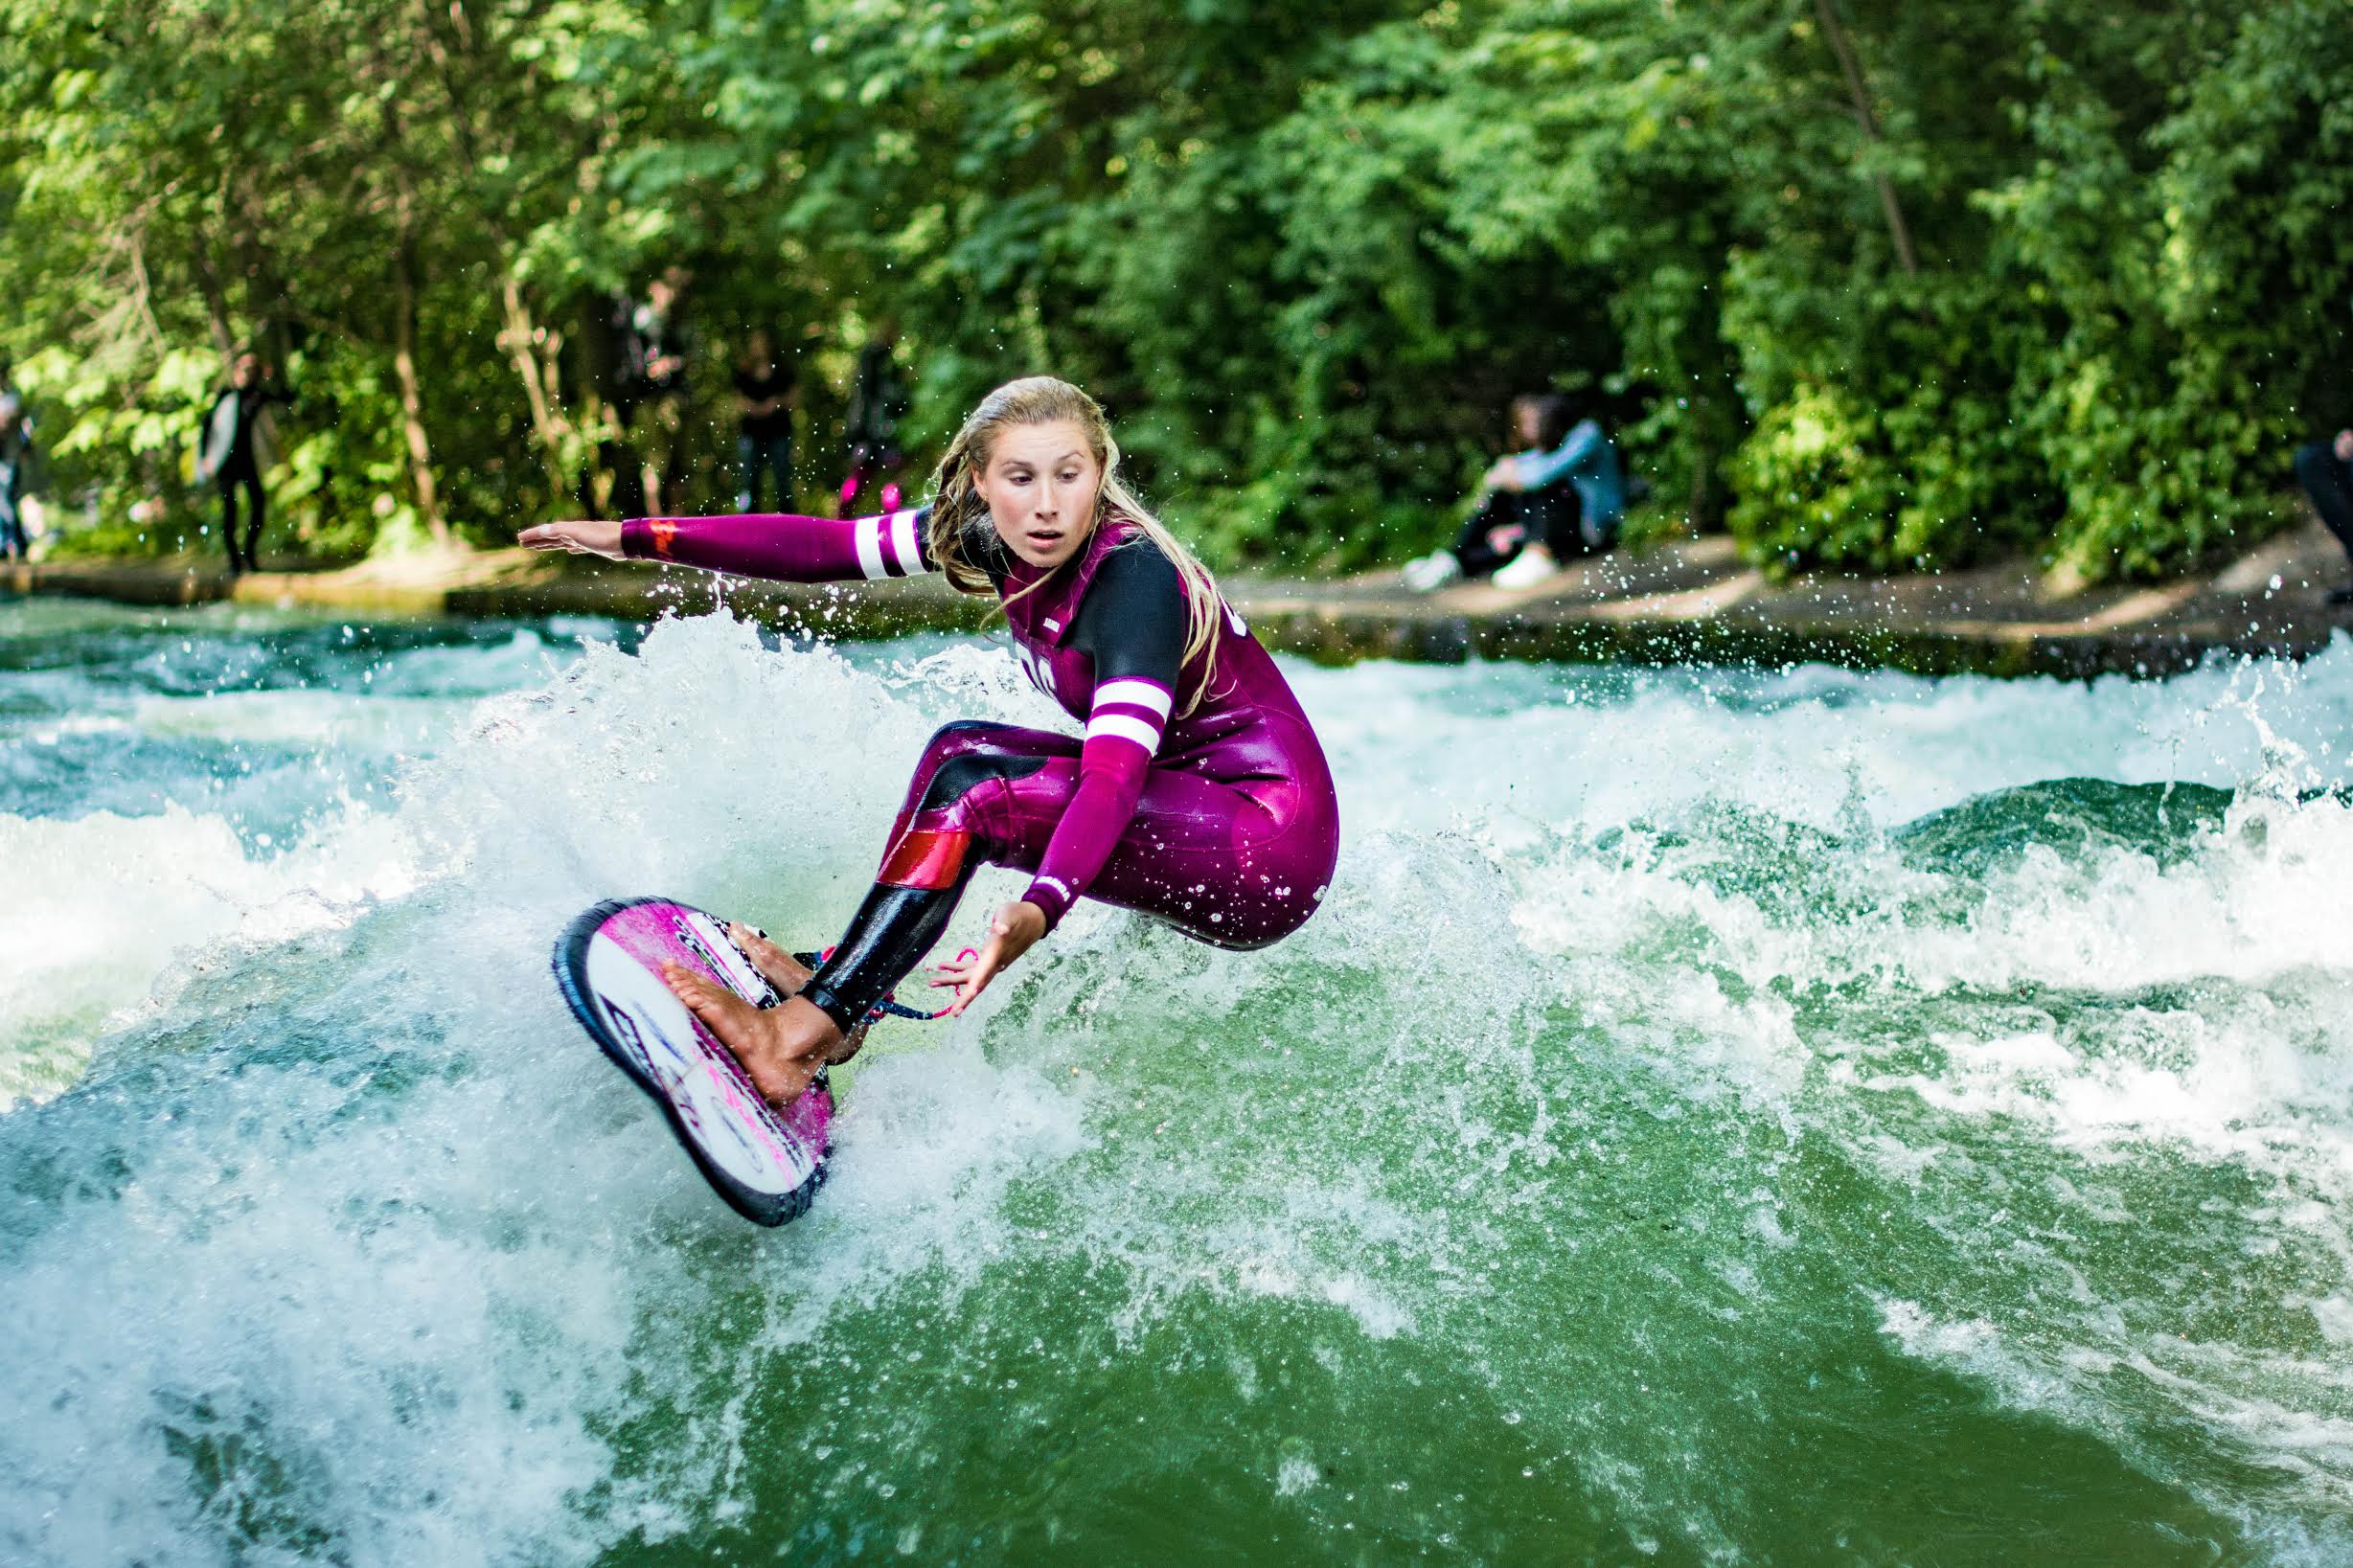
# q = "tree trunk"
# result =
<box><xmin>498</xmin><ymin>276</ymin><xmax>574</xmax><ymax>501</ymax></box>
<box><xmin>417</xmin><ymin>3</ymin><xmax>577</xmax><ymax>521</ymax></box>
<box><xmin>391</xmin><ymin>202</ymin><xmax>451</xmax><ymax>548</ymax></box>
<box><xmin>228</xmin><ymin>172</ymin><xmax>297</xmax><ymax>372</ymax></box>
<box><xmin>1815</xmin><ymin>0</ymin><xmax>1920</xmax><ymax>278</ymax></box>
<box><xmin>1687</xmin><ymin>396</ymin><xmax>1714</xmax><ymax>529</ymax></box>
<box><xmin>189</xmin><ymin>218</ymin><xmax>238</xmax><ymax>359</ymax></box>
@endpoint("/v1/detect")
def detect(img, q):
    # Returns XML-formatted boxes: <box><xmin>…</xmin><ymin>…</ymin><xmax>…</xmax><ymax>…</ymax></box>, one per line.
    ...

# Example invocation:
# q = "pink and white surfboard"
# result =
<box><xmin>552</xmin><ymin>898</ymin><xmax>834</xmax><ymax>1226</ymax></box>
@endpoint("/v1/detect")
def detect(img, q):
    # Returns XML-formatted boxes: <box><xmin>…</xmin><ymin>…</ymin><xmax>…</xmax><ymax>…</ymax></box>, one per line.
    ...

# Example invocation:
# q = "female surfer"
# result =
<box><xmin>522</xmin><ymin>376</ymin><xmax>1339</xmax><ymax>1106</ymax></box>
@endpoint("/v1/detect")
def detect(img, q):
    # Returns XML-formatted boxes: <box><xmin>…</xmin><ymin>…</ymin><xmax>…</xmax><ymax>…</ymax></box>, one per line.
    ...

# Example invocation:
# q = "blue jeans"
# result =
<box><xmin>737</xmin><ymin>433</ymin><xmax>793</xmax><ymax>511</ymax></box>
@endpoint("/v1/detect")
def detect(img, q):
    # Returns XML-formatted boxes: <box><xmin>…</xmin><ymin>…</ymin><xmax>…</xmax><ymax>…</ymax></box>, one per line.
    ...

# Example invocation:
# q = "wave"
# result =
<box><xmin>4</xmin><ymin>607</ymin><xmax>2353</xmax><ymax>1562</ymax></box>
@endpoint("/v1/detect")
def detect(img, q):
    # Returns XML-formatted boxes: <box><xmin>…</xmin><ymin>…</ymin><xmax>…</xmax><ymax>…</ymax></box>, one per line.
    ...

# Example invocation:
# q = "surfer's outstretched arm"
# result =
<box><xmin>623</xmin><ymin>507</ymin><xmax>932</xmax><ymax>583</ymax></box>
<box><xmin>522</xmin><ymin>507</ymin><xmax>933</xmax><ymax>586</ymax></box>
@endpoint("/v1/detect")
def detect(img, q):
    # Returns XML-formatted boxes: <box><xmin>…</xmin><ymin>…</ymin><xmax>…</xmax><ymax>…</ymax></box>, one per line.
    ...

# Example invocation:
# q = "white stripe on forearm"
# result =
<box><xmin>854</xmin><ymin>515</ymin><xmax>888</xmax><ymax>579</ymax></box>
<box><xmin>1085</xmin><ymin>713</ymin><xmax>1161</xmax><ymax>750</ymax></box>
<box><xmin>888</xmin><ymin>509</ymin><xmax>925</xmax><ymax>576</ymax></box>
<box><xmin>1093</xmin><ymin>678</ymin><xmax>1173</xmax><ymax>719</ymax></box>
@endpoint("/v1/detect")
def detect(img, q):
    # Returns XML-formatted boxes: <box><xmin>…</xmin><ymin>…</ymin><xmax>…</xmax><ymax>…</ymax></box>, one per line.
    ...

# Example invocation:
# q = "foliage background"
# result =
<box><xmin>2</xmin><ymin>0</ymin><xmax>2349</xmax><ymax>580</ymax></box>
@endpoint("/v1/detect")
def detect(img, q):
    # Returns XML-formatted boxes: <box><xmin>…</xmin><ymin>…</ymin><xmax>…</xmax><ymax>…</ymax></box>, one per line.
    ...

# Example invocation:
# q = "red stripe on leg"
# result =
<box><xmin>878</xmin><ymin>827</ymin><xmax>971</xmax><ymax>890</ymax></box>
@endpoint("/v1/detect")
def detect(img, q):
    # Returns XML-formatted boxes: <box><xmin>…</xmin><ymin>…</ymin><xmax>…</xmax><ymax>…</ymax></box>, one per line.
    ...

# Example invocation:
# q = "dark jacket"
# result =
<box><xmin>0</xmin><ymin>421</ymin><xmax>33</xmax><ymax>511</ymax></box>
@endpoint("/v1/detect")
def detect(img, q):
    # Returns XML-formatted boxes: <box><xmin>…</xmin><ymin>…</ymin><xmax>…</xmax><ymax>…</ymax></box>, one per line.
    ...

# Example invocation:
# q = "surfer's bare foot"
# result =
<box><xmin>660</xmin><ymin>966</ymin><xmax>845</xmax><ymax>1107</ymax></box>
<box><xmin>724</xmin><ymin>922</ymin><xmax>872</xmax><ymax>1065</ymax></box>
<box><xmin>724</xmin><ymin>922</ymin><xmax>813</xmax><ymax>995</ymax></box>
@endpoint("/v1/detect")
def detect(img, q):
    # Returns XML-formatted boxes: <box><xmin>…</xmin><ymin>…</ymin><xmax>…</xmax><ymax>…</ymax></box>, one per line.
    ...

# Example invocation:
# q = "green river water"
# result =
<box><xmin>3</xmin><ymin>598</ymin><xmax>2351</xmax><ymax>1564</ymax></box>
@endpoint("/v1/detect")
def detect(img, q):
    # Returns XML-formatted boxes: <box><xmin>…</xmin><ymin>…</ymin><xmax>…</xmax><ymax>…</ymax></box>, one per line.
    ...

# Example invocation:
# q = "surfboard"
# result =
<box><xmin>552</xmin><ymin>897</ymin><xmax>834</xmax><ymax>1227</ymax></box>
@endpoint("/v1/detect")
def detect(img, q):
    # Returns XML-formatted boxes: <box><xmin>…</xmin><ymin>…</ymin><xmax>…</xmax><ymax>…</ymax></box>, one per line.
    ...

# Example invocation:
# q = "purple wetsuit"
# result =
<box><xmin>619</xmin><ymin>505</ymin><xmax>1340</xmax><ymax>1031</ymax></box>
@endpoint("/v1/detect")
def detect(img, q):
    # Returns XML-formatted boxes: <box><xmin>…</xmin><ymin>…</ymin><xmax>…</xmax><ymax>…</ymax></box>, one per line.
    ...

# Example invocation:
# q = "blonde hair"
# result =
<box><xmin>925</xmin><ymin>375</ymin><xmax>1226</xmax><ymax>714</ymax></box>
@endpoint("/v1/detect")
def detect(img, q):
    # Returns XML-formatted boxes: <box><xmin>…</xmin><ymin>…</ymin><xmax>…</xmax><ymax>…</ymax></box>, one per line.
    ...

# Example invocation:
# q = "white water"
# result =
<box><xmin>5</xmin><ymin>602</ymin><xmax>2353</xmax><ymax>1562</ymax></box>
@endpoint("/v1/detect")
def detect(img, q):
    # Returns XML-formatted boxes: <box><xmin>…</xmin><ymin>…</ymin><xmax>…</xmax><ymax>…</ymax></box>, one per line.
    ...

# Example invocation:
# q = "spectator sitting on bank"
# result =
<box><xmin>0</xmin><ymin>395</ymin><xmax>34</xmax><ymax>562</ymax></box>
<box><xmin>837</xmin><ymin>319</ymin><xmax>910</xmax><ymax>516</ymax></box>
<box><xmin>2294</xmin><ymin>428</ymin><xmax>2353</xmax><ymax>606</ymax></box>
<box><xmin>195</xmin><ymin>351</ymin><xmax>291</xmax><ymax>575</ymax></box>
<box><xmin>621</xmin><ymin>267</ymin><xmax>697</xmax><ymax>516</ymax></box>
<box><xmin>1404</xmin><ymin>393</ymin><xmax>1626</xmax><ymax>592</ymax></box>
<box><xmin>733</xmin><ymin>328</ymin><xmax>797</xmax><ymax>511</ymax></box>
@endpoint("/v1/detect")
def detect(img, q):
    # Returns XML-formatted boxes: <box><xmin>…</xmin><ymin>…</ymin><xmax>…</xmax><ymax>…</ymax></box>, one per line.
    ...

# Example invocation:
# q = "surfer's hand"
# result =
<box><xmin>931</xmin><ymin>900</ymin><xmax>1046</xmax><ymax>1014</ymax></box>
<box><xmin>519</xmin><ymin>519</ymin><xmax>626</xmax><ymax>559</ymax></box>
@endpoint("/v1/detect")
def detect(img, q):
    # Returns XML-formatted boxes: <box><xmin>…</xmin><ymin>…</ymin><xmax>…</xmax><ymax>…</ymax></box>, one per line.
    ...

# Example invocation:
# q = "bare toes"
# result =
<box><xmin>724</xmin><ymin>923</ymin><xmax>813</xmax><ymax>995</ymax></box>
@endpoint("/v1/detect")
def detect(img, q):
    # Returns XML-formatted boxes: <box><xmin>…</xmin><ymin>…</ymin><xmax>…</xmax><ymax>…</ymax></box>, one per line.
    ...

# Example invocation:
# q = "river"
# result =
<box><xmin>4</xmin><ymin>598</ymin><xmax>2351</xmax><ymax>1564</ymax></box>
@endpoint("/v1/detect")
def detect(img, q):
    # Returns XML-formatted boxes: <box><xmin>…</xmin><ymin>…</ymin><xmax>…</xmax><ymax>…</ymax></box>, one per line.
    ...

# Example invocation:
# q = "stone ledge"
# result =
<box><xmin>8</xmin><ymin>522</ymin><xmax>2348</xmax><ymax>680</ymax></box>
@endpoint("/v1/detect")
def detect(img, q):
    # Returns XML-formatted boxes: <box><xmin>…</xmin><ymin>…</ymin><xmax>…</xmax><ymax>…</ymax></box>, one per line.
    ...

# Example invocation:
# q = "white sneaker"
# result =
<box><xmin>1491</xmin><ymin>544</ymin><xmax>1560</xmax><ymax>590</ymax></box>
<box><xmin>1402</xmin><ymin>550</ymin><xmax>1464</xmax><ymax>593</ymax></box>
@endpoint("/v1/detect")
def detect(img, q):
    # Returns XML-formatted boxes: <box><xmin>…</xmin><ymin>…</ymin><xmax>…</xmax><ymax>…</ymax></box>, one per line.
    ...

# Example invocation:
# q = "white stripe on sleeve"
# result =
<box><xmin>1092</xmin><ymin>678</ymin><xmax>1174</xmax><ymax>719</ymax></box>
<box><xmin>1085</xmin><ymin>713</ymin><xmax>1162</xmax><ymax>751</ymax></box>
<box><xmin>853</xmin><ymin>515</ymin><xmax>888</xmax><ymax>579</ymax></box>
<box><xmin>887</xmin><ymin>509</ymin><xmax>925</xmax><ymax>576</ymax></box>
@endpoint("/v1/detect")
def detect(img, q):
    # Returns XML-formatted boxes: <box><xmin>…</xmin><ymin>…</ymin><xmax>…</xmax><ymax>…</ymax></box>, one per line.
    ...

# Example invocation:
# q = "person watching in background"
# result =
<box><xmin>1405</xmin><ymin>393</ymin><xmax>1627</xmax><ymax>592</ymax></box>
<box><xmin>2294</xmin><ymin>428</ymin><xmax>2353</xmax><ymax>606</ymax></box>
<box><xmin>733</xmin><ymin>328</ymin><xmax>797</xmax><ymax>511</ymax></box>
<box><xmin>620</xmin><ymin>268</ymin><xmax>697</xmax><ymax>516</ymax></box>
<box><xmin>0</xmin><ymin>395</ymin><xmax>34</xmax><ymax>562</ymax></box>
<box><xmin>837</xmin><ymin>321</ymin><xmax>910</xmax><ymax>516</ymax></box>
<box><xmin>194</xmin><ymin>352</ymin><xmax>290</xmax><ymax>575</ymax></box>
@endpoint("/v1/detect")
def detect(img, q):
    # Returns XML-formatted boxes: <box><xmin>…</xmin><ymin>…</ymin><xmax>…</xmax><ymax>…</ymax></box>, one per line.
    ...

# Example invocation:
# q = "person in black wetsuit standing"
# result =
<box><xmin>196</xmin><ymin>352</ymin><xmax>291</xmax><ymax>574</ymax></box>
<box><xmin>837</xmin><ymin>322</ymin><xmax>910</xmax><ymax>516</ymax></box>
<box><xmin>733</xmin><ymin>328</ymin><xmax>797</xmax><ymax>511</ymax></box>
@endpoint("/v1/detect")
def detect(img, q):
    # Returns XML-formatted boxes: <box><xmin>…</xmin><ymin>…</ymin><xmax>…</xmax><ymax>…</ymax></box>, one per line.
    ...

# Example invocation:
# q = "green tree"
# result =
<box><xmin>3</xmin><ymin>0</ymin><xmax>2346</xmax><ymax>582</ymax></box>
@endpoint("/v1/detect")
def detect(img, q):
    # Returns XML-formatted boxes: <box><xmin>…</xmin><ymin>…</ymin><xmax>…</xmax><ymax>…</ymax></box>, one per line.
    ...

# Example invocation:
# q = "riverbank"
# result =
<box><xmin>8</xmin><ymin>520</ymin><xmax>2347</xmax><ymax>676</ymax></box>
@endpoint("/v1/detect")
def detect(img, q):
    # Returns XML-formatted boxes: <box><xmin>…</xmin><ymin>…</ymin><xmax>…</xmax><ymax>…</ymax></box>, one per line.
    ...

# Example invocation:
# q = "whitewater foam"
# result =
<box><xmin>8</xmin><ymin>607</ymin><xmax>2353</xmax><ymax>1561</ymax></box>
